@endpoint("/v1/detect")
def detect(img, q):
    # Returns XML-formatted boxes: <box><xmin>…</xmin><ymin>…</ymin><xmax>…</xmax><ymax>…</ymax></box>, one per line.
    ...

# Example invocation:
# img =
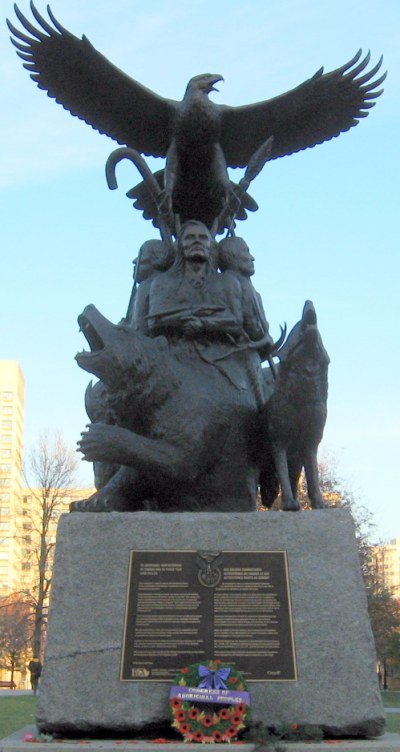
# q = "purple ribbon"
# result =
<box><xmin>198</xmin><ymin>664</ymin><xmax>231</xmax><ymax>690</ymax></box>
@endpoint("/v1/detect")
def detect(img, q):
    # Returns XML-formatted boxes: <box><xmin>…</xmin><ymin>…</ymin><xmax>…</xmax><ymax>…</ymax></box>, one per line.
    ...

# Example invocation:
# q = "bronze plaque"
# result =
<box><xmin>120</xmin><ymin>550</ymin><xmax>297</xmax><ymax>682</ymax></box>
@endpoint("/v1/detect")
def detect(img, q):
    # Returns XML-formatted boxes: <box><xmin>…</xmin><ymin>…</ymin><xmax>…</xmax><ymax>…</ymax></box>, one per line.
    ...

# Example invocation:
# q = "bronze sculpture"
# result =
<box><xmin>260</xmin><ymin>302</ymin><xmax>330</xmax><ymax>511</ymax></box>
<box><xmin>8</xmin><ymin>4</ymin><xmax>385</xmax><ymax>229</ymax></box>
<box><xmin>7</xmin><ymin>4</ymin><xmax>386</xmax><ymax>512</ymax></box>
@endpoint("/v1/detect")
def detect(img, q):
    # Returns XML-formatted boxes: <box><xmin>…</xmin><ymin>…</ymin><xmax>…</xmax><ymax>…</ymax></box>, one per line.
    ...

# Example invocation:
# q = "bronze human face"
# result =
<box><xmin>135</xmin><ymin>248</ymin><xmax>156</xmax><ymax>283</ymax></box>
<box><xmin>236</xmin><ymin>244</ymin><xmax>255</xmax><ymax>277</ymax></box>
<box><xmin>180</xmin><ymin>223</ymin><xmax>212</xmax><ymax>263</ymax></box>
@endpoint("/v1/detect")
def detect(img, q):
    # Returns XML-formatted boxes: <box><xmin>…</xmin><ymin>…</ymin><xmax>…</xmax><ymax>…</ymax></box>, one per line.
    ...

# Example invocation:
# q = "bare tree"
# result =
<box><xmin>0</xmin><ymin>595</ymin><xmax>32</xmax><ymax>684</ymax></box>
<box><xmin>23</xmin><ymin>431</ymin><xmax>78</xmax><ymax>659</ymax></box>
<box><xmin>367</xmin><ymin>589</ymin><xmax>400</xmax><ymax>688</ymax></box>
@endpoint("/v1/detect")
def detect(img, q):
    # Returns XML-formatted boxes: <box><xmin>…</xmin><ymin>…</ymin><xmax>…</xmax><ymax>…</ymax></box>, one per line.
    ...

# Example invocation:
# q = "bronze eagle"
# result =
<box><xmin>8</xmin><ymin>3</ymin><xmax>386</xmax><ymax>228</ymax></box>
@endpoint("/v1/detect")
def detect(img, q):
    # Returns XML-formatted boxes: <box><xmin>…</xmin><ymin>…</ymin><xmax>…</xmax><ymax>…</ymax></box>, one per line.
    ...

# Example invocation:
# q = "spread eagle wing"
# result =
<box><xmin>7</xmin><ymin>3</ymin><xmax>177</xmax><ymax>157</ymax></box>
<box><xmin>219</xmin><ymin>50</ymin><xmax>386</xmax><ymax>168</ymax></box>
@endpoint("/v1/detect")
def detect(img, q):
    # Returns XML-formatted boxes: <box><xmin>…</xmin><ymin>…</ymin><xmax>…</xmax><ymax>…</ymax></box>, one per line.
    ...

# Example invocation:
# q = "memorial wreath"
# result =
<box><xmin>170</xmin><ymin>660</ymin><xmax>250</xmax><ymax>743</ymax></box>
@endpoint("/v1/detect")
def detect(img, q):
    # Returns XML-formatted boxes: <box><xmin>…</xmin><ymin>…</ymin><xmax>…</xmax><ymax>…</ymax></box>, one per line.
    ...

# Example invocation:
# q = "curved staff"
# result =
<box><xmin>105</xmin><ymin>147</ymin><xmax>176</xmax><ymax>251</ymax></box>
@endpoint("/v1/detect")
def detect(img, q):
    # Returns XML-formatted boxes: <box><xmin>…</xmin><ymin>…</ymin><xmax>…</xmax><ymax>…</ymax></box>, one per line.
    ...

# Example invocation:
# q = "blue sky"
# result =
<box><xmin>1</xmin><ymin>0</ymin><xmax>399</xmax><ymax>540</ymax></box>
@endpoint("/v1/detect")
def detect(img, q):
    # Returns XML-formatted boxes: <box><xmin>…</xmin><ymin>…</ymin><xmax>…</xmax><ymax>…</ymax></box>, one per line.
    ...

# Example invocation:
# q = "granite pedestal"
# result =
<box><xmin>37</xmin><ymin>509</ymin><xmax>384</xmax><ymax>738</ymax></box>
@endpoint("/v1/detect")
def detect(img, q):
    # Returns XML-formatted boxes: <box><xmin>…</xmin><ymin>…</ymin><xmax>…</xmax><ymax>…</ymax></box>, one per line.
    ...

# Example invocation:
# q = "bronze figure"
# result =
<box><xmin>8</xmin><ymin>4</ymin><xmax>385</xmax><ymax>227</ymax></box>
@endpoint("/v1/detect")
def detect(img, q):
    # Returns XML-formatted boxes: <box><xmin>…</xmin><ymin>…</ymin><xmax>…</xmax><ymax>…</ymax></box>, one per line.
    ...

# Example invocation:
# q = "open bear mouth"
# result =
<box><xmin>78</xmin><ymin>314</ymin><xmax>104</xmax><ymax>354</ymax></box>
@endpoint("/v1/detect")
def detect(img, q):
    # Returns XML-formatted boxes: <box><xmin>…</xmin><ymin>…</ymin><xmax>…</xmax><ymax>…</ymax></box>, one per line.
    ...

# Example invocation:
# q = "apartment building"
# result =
<box><xmin>0</xmin><ymin>361</ymin><xmax>96</xmax><ymax>686</ymax></box>
<box><xmin>0</xmin><ymin>361</ymin><xmax>25</xmax><ymax>596</ymax></box>
<box><xmin>371</xmin><ymin>539</ymin><xmax>400</xmax><ymax>599</ymax></box>
<box><xmin>0</xmin><ymin>360</ymin><xmax>94</xmax><ymax>597</ymax></box>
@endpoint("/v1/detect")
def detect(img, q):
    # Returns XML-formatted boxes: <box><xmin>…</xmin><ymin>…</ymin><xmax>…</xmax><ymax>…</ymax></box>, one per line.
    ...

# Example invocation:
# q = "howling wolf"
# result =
<box><xmin>260</xmin><ymin>301</ymin><xmax>330</xmax><ymax>511</ymax></box>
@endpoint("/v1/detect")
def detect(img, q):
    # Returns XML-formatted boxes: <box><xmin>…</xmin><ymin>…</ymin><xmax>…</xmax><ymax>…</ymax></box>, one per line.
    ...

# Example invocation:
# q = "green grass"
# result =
<box><xmin>382</xmin><ymin>689</ymin><xmax>400</xmax><ymax>708</ymax></box>
<box><xmin>382</xmin><ymin>690</ymin><xmax>400</xmax><ymax>735</ymax></box>
<box><xmin>385</xmin><ymin>713</ymin><xmax>400</xmax><ymax>734</ymax></box>
<box><xmin>0</xmin><ymin>696</ymin><xmax>37</xmax><ymax>739</ymax></box>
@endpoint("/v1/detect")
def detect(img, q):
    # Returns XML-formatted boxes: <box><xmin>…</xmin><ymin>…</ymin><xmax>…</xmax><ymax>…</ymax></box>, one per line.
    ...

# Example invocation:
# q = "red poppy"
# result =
<box><xmin>231</xmin><ymin>713</ymin><xmax>243</xmax><ymax>725</ymax></box>
<box><xmin>179</xmin><ymin>724</ymin><xmax>190</xmax><ymax>734</ymax></box>
<box><xmin>180</xmin><ymin>667</ymin><xmax>189</xmax><ymax>674</ymax></box>
<box><xmin>219</xmin><ymin>708</ymin><xmax>230</xmax><ymax>720</ymax></box>
<box><xmin>188</xmin><ymin>707</ymin><xmax>199</xmax><ymax>720</ymax></box>
<box><xmin>170</xmin><ymin>697</ymin><xmax>182</xmax><ymax>709</ymax></box>
<box><xmin>192</xmin><ymin>731</ymin><xmax>204</xmax><ymax>742</ymax></box>
<box><xmin>175</xmin><ymin>710</ymin><xmax>186</xmax><ymax>722</ymax></box>
<box><xmin>291</xmin><ymin>723</ymin><xmax>299</xmax><ymax>730</ymax></box>
<box><xmin>212</xmin><ymin>731</ymin><xmax>224</xmax><ymax>742</ymax></box>
<box><xmin>236</xmin><ymin>703</ymin><xmax>247</xmax><ymax>714</ymax></box>
<box><xmin>214</xmin><ymin>659</ymin><xmax>222</xmax><ymax>665</ymax></box>
<box><xmin>226</xmin><ymin>727</ymin><xmax>238</xmax><ymax>738</ymax></box>
<box><xmin>229</xmin><ymin>676</ymin><xmax>238</xmax><ymax>684</ymax></box>
<box><xmin>152</xmin><ymin>740</ymin><xmax>168</xmax><ymax>744</ymax></box>
<box><xmin>201</xmin><ymin>714</ymin><xmax>214</xmax><ymax>727</ymax></box>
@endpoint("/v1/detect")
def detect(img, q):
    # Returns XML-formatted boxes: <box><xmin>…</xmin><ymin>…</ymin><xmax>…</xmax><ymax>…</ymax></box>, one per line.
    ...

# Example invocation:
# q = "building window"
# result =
<box><xmin>1</xmin><ymin>436</ymin><xmax>11</xmax><ymax>444</ymax></box>
<box><xmin>23</xmin><ymin>522</ymin><xmax>32</xmax><ymax>530</ymax></box>
<box><xmin>0</xmin><ymin>479</ymin><xmax>11</xmax><ymax>487</ymax></box>
<box><xmin>1</xmin><ymin>450</ymin><xmax>11</xmax><ymax>458</ymax></box>
<box><xmin>0</xmin><ymin>464</ymin><xmax>11</xmax><ymax>473</ymax></box>
<box><xmin>2</xmin><ymin>392</ymin><xmax>13</xmax><ymax>401</ymax></box>
<box><xmin>0</xmin><ymin>552</ymin><xmax>9</xmax><ymax>560</ymax></box>
<box><xmin>0</xmin><ymin>522</ymin><xmax>9</xmax><ymax>530</ymax></box>
<box><xmin>0</xmin><ymin>508</ymin><xmax>10</xmax><ymax>516</ymax></box>
<box><xmin>1</xmin><ymin>421</ymin><xmax>12</xmax><ymax>430</ymax></box>
<box><xmin>2</xmin><ymin>407</ymin><xmax>13</xmax><ymax>415</ymax></box>
<box><xmin>0</xmin><ymin>494</ymin><xmax>10</xmax><ymax>502</ymax></box>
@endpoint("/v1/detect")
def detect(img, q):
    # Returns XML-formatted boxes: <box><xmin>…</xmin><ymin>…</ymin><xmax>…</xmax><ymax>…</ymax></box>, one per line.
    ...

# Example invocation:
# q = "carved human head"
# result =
<box><xmin>133</xmin><ymin>239</ymin><xmax>174</xmax><ymax>283</ymax></box>
<box><xmin>177</xmin><ymin>221</ymin><xmax>217</xmax><ymax>268</ymax></box>
<box><xmin>218</xmin><ymin>236</ymin><xmax>255</xmax><ymax>277</ymax></box>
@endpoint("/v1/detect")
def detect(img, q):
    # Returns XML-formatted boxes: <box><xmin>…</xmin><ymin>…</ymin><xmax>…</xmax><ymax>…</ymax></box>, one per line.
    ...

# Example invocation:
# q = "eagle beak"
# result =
<box><xmin>210</xmin><ymin>75</ymin><xmax>224</xmax><ymax>92</ymax></box>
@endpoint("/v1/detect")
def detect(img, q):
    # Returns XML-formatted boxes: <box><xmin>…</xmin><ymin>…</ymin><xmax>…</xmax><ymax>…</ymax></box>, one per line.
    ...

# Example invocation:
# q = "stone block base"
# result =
<box><xmin>37</xmin><ymin>510</ymin><xmax>384</xmax><ymax>738</ymax></box>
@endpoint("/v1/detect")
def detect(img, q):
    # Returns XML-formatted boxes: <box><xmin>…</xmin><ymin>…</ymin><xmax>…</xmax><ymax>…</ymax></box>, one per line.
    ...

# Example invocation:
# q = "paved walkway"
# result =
<box><xmin>1</xmin><ymin>727</ymin><xmax>400</xmax><ymax>752</ymax></box>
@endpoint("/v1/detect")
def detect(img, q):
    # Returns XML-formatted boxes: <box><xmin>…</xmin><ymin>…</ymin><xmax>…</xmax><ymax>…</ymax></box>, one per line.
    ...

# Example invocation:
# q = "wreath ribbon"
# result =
<box><xmin>198</xmin><ymin>664</ymin><xmax>230</xmax><ymax>690</ymax></box>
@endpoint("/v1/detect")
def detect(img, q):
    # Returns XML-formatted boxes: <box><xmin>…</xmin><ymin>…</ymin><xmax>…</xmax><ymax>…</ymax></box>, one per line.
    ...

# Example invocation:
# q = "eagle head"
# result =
<box><xmin>185</xmin><ymin>73</ymin><xmax>224</xmax><ymax>97</ymax></box>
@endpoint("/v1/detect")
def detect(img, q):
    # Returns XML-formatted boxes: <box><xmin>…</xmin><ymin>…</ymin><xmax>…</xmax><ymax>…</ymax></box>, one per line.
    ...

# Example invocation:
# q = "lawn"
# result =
<box><xmin>381</xmin><ymin>689</ymin><xmax>400</xmax><ymax>708</ymax></box>
<box><xmin>381</xmin><ymin>690</ymin><xmax>400</xmax><ymax>734</ymax></box>
<box><xmin>385</xmin><ymin>713</ymin><xmax>400</xmax><ymax>734</ymax></box>
<box><xmin>0</xmin><ymin>696</ymin><xmax>37</xmax><ymax>739</ymax></box>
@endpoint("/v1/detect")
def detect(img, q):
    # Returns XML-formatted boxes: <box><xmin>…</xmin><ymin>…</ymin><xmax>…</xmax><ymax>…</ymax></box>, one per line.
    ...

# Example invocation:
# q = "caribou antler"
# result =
<box><xmin>271</xmin><ymin>324</ymin><xmax>287</xmax><ymax>354</ymax></box>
